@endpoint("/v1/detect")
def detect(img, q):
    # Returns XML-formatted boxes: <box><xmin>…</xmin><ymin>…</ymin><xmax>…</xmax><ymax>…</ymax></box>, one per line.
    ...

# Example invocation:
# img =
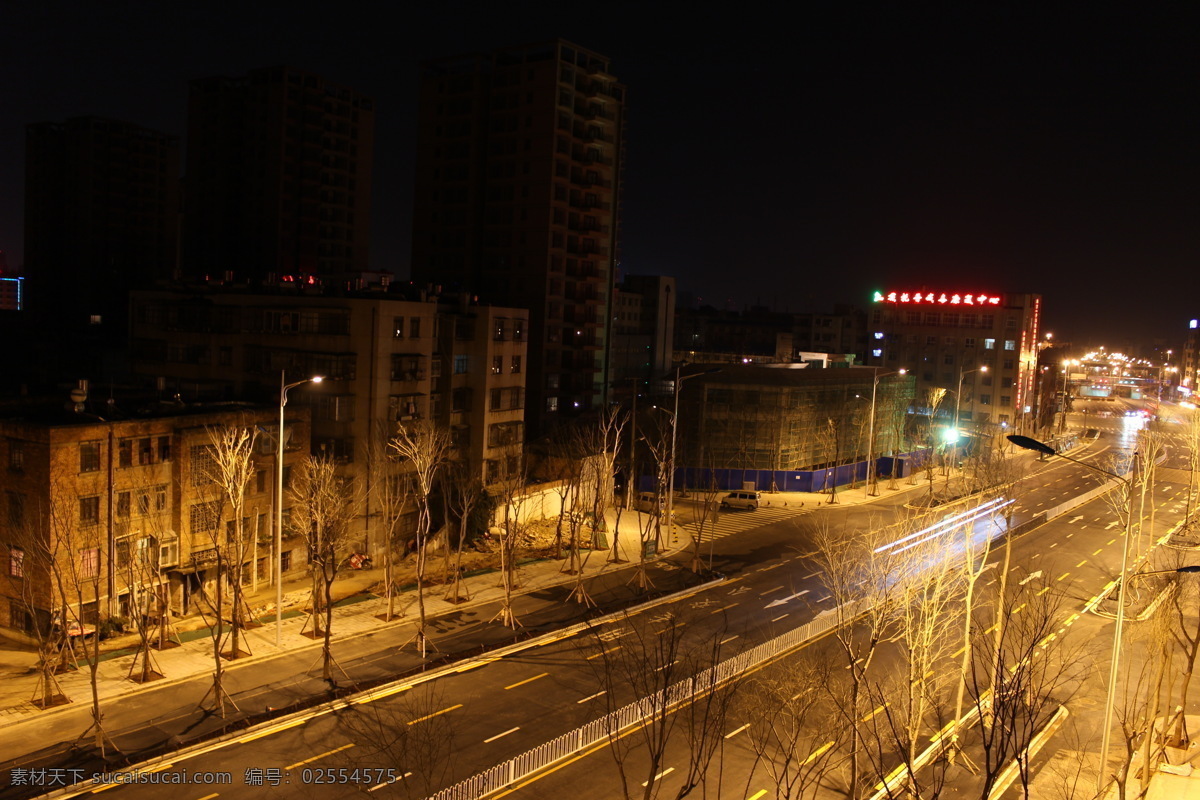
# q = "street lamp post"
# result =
<box><xmin>275</xmin><ymin>371</ymin><xmax>322</xmax><ymax>647</ymax></box>
<box><xmin>952</xmin><ymin>366</ymin><xmax>987</xmax><ymax>474</ymax></box>
<box><xmin>866</xmin><ymin>368</ymin><xmax>906</xmax><ymax>496</ymax></box>
<box><xmin>1058</xmin><ymin>359</ymin><xmax>1079</xmax><ymax>435</ymax></box>
<box><xmin>1007</xmin><ymin>434</ymin><xmax>1137</xmax><ymax>794</ymax></box>
<box><xmin>665</xmin><ymin>366</ymin><xmax>720</xmax><ymax>556</ymax></box>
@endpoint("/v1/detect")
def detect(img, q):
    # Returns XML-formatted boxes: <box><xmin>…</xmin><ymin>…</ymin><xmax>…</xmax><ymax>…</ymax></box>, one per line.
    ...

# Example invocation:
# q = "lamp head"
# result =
<box><xmin>1006</xmin><ymin>434</ymin><xmax>1056</xmax><ymax>456</ymax></box>
<box><xmin>311</xmin><ymin>376</ymin><xmax>324</xmax><ymax>384</ymax></box>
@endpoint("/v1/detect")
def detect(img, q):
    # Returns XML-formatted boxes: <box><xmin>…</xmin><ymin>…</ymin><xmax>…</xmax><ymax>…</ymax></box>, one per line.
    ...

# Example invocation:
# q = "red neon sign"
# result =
<box><xmin>873</xmin><ymin>290</ymin><xmax>1001</xmax><ymax>306</ymax></box>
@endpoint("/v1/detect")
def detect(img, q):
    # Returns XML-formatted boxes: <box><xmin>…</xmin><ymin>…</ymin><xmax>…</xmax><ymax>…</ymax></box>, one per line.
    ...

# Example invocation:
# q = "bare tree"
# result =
<box><xmin>736</xmin><ymin>657</ymin><xmax>849</xmax><ymax>800</ymax></box>
<box><xmin>365</xmin><ymin>422</ymin><xmax>411</xmax><ymax>621</ymax></box>
<box><xmin>489</xmin><ymin>454</ymin><xmax>528</xmax><ymax>628</ymax></box>
<box><xmin>203</xmin><ymin>423</ymin><xmax>259</xmax><ymax>660</ymax></box>
<box><xmin>809</xmin><ymin>517</ymin><xmax>903</xmax><ymax>797</ymax></box>
<box><xmin>289</xmin><ymin>454</ymin><xmax>360</xmax><ymax>683</ymax></box>
<box><xmin>334</xmin><ymin>683</ymin><xmax>461</xmax><ymax>799</ymax></box>
<box><xmin>442</xmin><ymin>458</ymin><xmax>482</xmax><ymax>604</ymax></box>
<box><xmin>923</xmin><ymin>388</ymin><xmax>949</xmax><ymax>499</ymax></box>
<box><xmin>388</xmin><ymin>419</ymin><xmax>452</xmax><ymax>657</ymax></box>
<box><xmin>50</xmin><ymin>461</ymin><xmax>117</xmax><ymax>753</ymax></box>
<box><xmin>11</xmin><ymin>494</ymin><xmax>71</xmax><ymax>709</ymax></box>
<box><xmin>584</xmin><ymin>405</ymin><xmax>626</xmax><ymax>563</ymax></box>
<box><xmin>965</xmin><ymin>573</ymin><xmax>1089</xmax><ymax>798</ymax></box>
<box><xmin>585</xmin><ymin>609</ymin><xmax>741</xmax><ymax>799</ymax></box>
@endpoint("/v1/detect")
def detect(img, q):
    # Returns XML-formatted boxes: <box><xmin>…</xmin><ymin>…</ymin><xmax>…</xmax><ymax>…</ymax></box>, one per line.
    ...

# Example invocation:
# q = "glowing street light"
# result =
<box><xmin>1007</xmin><ymin>434</ymin><xmax>1136</xmax><ymax>794</ymax></box>
<box><xmin>866</xmin><ymin>368</ymin><xmax>906</xmax><ymax>496</ymax></box>
<box><xmin>275</xmin><ymin>371</ymin><xmax>322</xmax><ymax>647</ymax></box>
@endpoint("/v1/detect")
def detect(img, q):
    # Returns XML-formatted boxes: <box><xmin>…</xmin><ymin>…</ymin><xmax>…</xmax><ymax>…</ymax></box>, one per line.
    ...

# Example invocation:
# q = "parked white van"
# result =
<box><xmin>634</xmin><ymin>492</ymin><xmax>675</xmax><ymax>520</ymax></box>
<box><xmin>720</xmin><ymin>490</ymin><xmax>760</xmax><ymax>511</ymax></box>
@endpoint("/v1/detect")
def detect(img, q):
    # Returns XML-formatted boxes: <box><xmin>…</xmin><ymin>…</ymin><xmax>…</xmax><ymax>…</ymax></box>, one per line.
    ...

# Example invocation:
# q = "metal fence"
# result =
<box><xmin>424</xmin><ymin>600</ymin><xmax>864</xmax><ymax>800</ymax></box>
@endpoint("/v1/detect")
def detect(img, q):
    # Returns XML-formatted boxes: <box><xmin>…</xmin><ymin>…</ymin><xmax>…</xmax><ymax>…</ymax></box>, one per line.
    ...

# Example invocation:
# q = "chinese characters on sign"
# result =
<box><xmin>872</xmin><ymin>290</ymin><xmax>1002</xmax><ymax>306</ymax></box>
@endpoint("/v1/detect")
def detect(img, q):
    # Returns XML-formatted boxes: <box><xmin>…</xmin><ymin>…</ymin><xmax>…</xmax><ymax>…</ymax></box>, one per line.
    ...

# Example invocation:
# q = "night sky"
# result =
<box><xmin>3</xmin><ymin>2</ymin><xmax>1196</xmax><ymax>351</ymax></box>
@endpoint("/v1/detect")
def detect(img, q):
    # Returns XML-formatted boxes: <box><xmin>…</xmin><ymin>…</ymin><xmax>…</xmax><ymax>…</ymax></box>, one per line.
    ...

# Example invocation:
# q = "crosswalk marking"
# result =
<box><xmin>681</xmin><ymin>504</ymin><xmax>812</xmax><ymax>540</ymax></box>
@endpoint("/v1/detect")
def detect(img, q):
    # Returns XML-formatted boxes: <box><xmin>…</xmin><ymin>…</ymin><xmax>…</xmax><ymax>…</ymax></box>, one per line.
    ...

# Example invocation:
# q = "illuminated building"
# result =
<box><xmin>1182</xmin><ymin>319</ymin><xmax>1199</xmax><ymax>399</ymax></box>
<box><xmin>411</xmin><ymin>40</ymin><xmax>625</xmax><ymax>436</ymax></box>
<box><xmin>865</xmin><ymin>289</ymin><xmax>1043</xmax><ymax>431</ymax></box>
<box><xmin>182</xmin><ymin>67</ymin><xmax>374</xmax><ymax>282</ymax></box>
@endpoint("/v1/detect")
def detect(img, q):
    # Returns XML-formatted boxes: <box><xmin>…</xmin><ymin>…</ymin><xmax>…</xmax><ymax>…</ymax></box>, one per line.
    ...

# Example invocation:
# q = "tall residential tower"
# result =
<box><xmin>411</xmin><ymin>40</ymin><xmax>625</xmax><ymax>435</ymax></box>
<box><xmin>182</xmin><ymin>66</ymin><xmax>374</xmax><ymax>282</ymax></box>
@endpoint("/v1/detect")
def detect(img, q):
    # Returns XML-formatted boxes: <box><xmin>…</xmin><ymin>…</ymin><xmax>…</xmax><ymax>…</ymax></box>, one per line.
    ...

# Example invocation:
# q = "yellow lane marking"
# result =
<box><xmin>862</xmin><ymin>704</ymin><xmax>885</xmax><ymax>722</ymax></box>
<box><xmin>712</xmin><ymin>604</ymin><xmax>738</xmax><ymax>615</ymax></box>
<box><xmin>748</xmin><ymin>791</ymin><xmax>770</xmax><ymax>800</ymax></box>
<box><xmin>1037</xmin><ymin>586</ymin><xmax>1050</xmax><ymax>596</ymax></box>
<box><xmin>587</xmin><ymin>646</ymin><xmax>621</xmax><ymax>660</ymax></box>
<box><xmin>724</xmin><ymin>723</ymin><xmax>750</xmax><ymax>739</ymax></box>
<box><xmin>408</xmin><ymin>704</ymin><xmax>463</xmax><ymax>725</ymax></box>
<box><xmin>1013</xmin><ymin>604</ymin><xmax>1026</xmax><ymax>614</ymax></box>
<box><xmin>1092</xmin><ymin>549</ymin><xmax>1103</xmax><ymax>556</ymax></box>
<box><xmin>505</xmin><ymin>672</ymin><xmax>549</xmax><ymax>690</ymax></box>
<box><xmin>240</xmin><ymin>716</ymin><xmax>307</xmax><ymax>743</ymax></box>
<box><xmin>803</xmin><ymin>741</ymin><xmax>834</xmax><ymax>764</ymax></box>
<box><xmin>1058</xmin><ymin>572</ymin><xmax>1071</xmax><ymax>581</ymax></box>
<box><xmin>287</xmin><ymin>743</ymin><xmax>355</xmax><ymax>769</ymax></box>
<box><xmin>1076</xmin><ymin>560</ymin><xmax>1087</xmax><ymax>567</ymax></box>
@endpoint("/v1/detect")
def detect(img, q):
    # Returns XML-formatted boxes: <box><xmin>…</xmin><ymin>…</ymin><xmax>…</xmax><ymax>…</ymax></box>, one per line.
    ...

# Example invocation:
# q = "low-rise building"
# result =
<box><xmin>675</xmin><ymin>365</ymin><xmax>915</xmax><ymax>487</ymax></box>
<box><xmin>0</xmin><ymin>391</ymin><xmax>308</xmax><ymax>635</ymax></box>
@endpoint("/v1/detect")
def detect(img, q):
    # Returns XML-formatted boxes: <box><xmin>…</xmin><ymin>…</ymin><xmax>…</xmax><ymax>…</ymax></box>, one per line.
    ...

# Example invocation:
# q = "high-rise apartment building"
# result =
<box><xmin>865</xmin><ymin>289</ymin><xmax>1043</xmax><ymax>431</ymax></box>
<box><xmin>182</xmin><ymin>66</ymin><xmax>374</xmax><ymax>281</ymax></box>
<box><xmin>411</xmin><ymin>40</ymin><xmax>625</xmax><ymax>435</ymax></box>
<box><xmin>610</xmin><ymin>275</ymin><xmax>675</xmax><ymax>395</ymax></box>
<box><xmin>23</xmin><ymin>116</ymin><xmax>179</xmax><ymax>355</ymax></box>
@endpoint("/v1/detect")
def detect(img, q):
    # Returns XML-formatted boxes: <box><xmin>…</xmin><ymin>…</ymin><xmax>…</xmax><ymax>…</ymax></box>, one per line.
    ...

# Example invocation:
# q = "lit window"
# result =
<box><xmin>874</xmin><ymin>332</ymin><xmax>884</xmax><ymax>340</ymax></box>
<box><xmin>1004</xmin><ymin>340</ymin><xmax>1016</xmax><ymax>350</ymax></box>
<box><xmin>872</xmin><ymin>349</ymin><xmax>883</xmax><ymax>358</ymax></box>
<box><xmin>80</xmin><ymin>441</ymin><xmax>101</xmax><ymax>473</ymax></box>
<box><xmin>984</xmin><ymin>339</ymin><xmax>996</xmax><ymax>350</ymax></box>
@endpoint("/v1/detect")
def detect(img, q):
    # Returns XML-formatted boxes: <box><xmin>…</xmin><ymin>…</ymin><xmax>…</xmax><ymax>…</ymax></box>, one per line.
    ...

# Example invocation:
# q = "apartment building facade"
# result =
<box><xmin>0</xmin><ymin>398</ymin><xmax>307</xmax><ymax>634</ymax></box>
<box><xmin>183</xmin><ymin>66</ymin><xmax>374</xmax><ymax>281</ymax></box>
<box><xmin>411</xmin><ymin>40</ymin><xmax>625</xmax><ymax>435</ymax></box>
<box><xmin>127</xmin><ymin>285</ymin><xmax>528</xmax><ymax>547</ymax></box>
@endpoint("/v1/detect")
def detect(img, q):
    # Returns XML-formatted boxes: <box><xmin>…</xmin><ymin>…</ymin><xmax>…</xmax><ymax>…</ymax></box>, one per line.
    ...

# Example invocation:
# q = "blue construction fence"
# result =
<box><xmin>639</xmin><ymin>452</ymin><xmax>926</xmax><ymax>494</ymax></box>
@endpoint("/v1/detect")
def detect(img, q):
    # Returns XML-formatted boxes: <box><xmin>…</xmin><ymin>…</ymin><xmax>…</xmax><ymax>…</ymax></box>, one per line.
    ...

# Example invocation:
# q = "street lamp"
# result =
<box><xmin>950</xmin><ymin>366</ymin><xmax>987</xmax><ymax>472</ymax></box>
<box><xmin>1059</xmin><ymin>359</ymin><xmax>1079</xmax><ymax>434</ymax></box>
<box><xmin>275</xmin><ymin>371</ymin><xmax>322</xmax><ymax>647</ymax></box>
<box><xmin>866</xmin><ymin>368</ymin><xmax>906</xmax><ymax>496</ymax></box>
<box><xmin>1006</xmin><ymin>434</ymin><xmax>1136</xmax><ymax>794</ymax></box>
<box><xmin>665</xmin><ymin>365</ymin><xmax>720</xmax><ymax>556</ymax></box>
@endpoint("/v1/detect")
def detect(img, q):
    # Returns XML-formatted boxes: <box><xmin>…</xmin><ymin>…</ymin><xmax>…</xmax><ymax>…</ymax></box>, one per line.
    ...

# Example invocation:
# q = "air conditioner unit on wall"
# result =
<box><xmin>159</xmin><ymin>540</ymin><xmax>179</xmax><ymax>568</ymax></box>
